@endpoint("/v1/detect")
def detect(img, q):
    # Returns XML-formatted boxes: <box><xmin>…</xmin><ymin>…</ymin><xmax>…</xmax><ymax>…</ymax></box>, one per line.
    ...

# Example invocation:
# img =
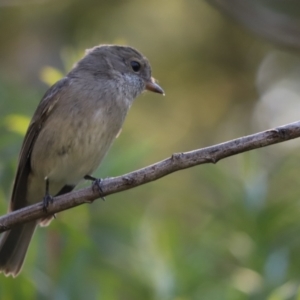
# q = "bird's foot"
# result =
<box><xmin>43</xmin><ymin>194</ymin><xmax>54</xmax><ymax>212</ymax></box>
<box><xmin>84</xmin><ymin>175</ymin><xmax>106</xmax><ymax>201</ymax></box>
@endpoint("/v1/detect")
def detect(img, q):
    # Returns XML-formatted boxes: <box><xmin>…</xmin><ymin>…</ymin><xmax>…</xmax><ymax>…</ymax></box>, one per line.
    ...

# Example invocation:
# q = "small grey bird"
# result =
<box><xmin>0</xmin><ymin>45</ymin><xmax>164</xmax><ymax>277</ymax></box>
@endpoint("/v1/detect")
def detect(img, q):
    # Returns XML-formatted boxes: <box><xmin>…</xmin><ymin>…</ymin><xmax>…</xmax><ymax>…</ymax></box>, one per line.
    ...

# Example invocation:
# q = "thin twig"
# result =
<box><xmin>1</xmin><ymin>120</ymin><xmax>300</xmax><ymax>233</ymax></box>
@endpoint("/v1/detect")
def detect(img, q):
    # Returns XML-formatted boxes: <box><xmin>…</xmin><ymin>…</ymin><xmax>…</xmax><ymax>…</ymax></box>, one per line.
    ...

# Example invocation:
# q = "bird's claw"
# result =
<box><xmin>43</xmin><ymin>194</ymin><xmax>54</xmax><ymax>212</ymax></box>
<box><xmin>92</xmin><ymin>178</ymin><xmax>106</xmax><ymax>201</ymax></box>
<box><xmin>84</xmin><ymin>175</ymin><xmax>105</xmax><ymax>201</ymax></box>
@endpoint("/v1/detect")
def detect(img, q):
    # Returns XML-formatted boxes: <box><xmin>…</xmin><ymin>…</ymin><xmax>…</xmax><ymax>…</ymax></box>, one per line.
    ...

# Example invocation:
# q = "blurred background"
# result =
<box><xmin>1</xmin><ymin>0</ymin><xmax>300</xmax><ymax>299</ymax></box>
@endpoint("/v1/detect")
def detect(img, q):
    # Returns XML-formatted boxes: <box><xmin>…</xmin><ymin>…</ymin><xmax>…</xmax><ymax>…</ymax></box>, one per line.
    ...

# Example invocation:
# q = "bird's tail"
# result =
<box><xmin>0</xmin><ymin>221</ymin><xmax>37</xmax><ymax>277</ymax></box>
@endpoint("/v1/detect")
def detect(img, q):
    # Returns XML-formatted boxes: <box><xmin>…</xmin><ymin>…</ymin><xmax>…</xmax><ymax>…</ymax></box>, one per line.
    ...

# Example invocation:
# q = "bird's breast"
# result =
<box><xmin>31</xmin><ymin>95</ymin><xmax>129</xmax><ymax>186</ymax></box>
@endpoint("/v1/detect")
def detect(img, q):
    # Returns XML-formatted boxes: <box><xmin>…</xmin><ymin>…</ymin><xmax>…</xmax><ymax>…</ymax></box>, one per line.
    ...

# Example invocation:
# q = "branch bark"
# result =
<box><xmin>1</xmin><ymin>120</ymin><xmax>300</xmax><ymax>233</ymax></box>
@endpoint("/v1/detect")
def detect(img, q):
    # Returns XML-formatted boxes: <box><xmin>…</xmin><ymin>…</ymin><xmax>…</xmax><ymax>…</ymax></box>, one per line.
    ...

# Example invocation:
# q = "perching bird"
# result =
<box><xmin>0</xmin><ymin>44</ymin><xmax>164</xmax><ymax>277</ymax></box>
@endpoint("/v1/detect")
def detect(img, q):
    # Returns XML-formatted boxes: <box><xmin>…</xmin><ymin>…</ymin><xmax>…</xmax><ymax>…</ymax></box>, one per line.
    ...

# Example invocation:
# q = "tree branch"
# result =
<box><xmin>1</xmin><ymin>120</ymin><xmax>300</xmax><ymax>233</ymax></box>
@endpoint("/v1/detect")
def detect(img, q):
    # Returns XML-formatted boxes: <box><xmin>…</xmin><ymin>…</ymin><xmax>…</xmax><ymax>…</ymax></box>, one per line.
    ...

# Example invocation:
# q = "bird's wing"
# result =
<box><xmin>10</xmin><ymin>77</ymin><xmax>70</xmax><ymax>211</ymax></box>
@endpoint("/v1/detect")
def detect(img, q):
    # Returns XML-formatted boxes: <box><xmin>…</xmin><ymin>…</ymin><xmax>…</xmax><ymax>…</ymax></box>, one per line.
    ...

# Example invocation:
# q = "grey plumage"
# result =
<box><xmin>0</xmin><ymin>45</ymin><xmax>163</xmax><ymax>277</ymax></box>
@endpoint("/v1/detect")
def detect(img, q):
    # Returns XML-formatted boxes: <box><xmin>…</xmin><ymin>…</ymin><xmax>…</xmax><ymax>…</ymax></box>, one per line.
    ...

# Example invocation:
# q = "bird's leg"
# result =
<box><xmin>84</xmin><ymin>175</ymin><xmax>106</xmax><ymax>201</ymax></box>
<box><xmin>43</xmin><ymin>177</ymin><xmax>54</xmax><ymax>212</ymax></box>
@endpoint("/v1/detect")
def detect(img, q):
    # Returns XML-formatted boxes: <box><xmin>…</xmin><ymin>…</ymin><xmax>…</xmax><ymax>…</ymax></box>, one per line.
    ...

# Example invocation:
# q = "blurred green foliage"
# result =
<box><xmin>1</xmin><ymin>1</ymin><xmax>300</xmax><ymax>299</ymax></box>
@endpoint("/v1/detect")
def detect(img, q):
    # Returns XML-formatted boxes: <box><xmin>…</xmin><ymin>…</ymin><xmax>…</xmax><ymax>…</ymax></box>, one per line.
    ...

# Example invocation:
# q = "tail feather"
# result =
<box><xmin>0</xmin><ymin>222</ymin><xmax>37</xmax><ymax>277</ymax></box>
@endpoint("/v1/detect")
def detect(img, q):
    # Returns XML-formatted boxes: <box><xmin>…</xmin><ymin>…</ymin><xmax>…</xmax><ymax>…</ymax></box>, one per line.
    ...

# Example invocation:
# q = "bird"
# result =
<box><xmin>0</xmin><ymin>44</ymin><xmax>164</xmax><ymax>277</ymax></box>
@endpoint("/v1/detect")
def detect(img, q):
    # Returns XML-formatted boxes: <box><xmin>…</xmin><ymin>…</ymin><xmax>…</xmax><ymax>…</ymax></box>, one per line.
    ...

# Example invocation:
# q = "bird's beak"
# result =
<box><xmin>145</xmin><ymin>77</ymin><xmax>164</xmax><ymax>95</ymax></box>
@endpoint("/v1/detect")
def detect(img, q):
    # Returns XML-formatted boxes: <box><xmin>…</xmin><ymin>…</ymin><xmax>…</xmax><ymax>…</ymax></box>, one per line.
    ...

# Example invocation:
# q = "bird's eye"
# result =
<box><xmin>130</xmin><ymin>61</ymin><xmax>141</xmax><ymax>72</ymax></box>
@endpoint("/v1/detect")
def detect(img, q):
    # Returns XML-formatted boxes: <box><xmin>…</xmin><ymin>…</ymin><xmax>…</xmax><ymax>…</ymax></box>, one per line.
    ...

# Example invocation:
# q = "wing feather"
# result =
<box><xmin>10</xmin><ymin>78</ymin><xmax>70</xmax><ymax>211</ymax></box>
